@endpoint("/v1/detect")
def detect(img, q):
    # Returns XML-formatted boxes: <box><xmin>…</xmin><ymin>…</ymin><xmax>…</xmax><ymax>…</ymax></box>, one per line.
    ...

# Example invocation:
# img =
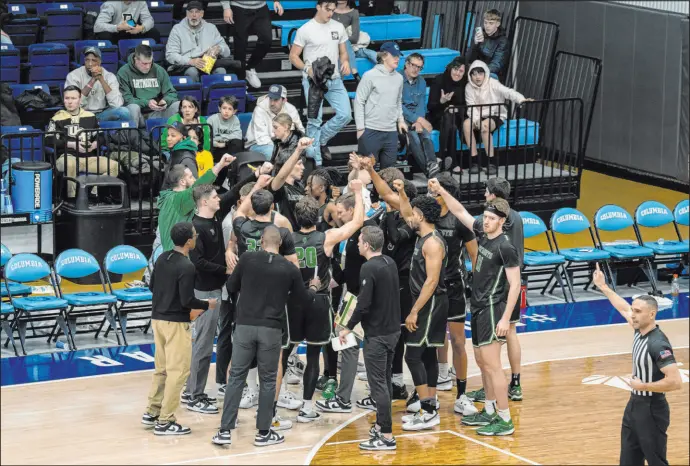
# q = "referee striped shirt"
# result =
<box><xmin>631</xmin><ymin>325</ymin><xmax>676</xmax><ymax>396</ymax></box>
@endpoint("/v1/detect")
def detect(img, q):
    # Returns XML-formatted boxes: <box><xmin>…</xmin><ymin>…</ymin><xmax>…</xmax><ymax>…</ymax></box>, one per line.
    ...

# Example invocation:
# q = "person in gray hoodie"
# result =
<box><xmin>354</xmin><ymin>41</ymin><xmax>408</xmax><ymax>169</ymax></box>
<box><xmin>165</xmin><ymin>1</ymin><xmax>232</xmax><ymax>82</ymax></box>
<box><xmin>94</xmin><ymin>1</ymin><xmax>160</xmax><ymax>43</ymax></box>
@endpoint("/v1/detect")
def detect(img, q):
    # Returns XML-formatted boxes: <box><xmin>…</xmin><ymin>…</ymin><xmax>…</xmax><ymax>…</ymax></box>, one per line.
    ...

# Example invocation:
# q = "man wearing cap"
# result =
<box><xmin>245</xmin><ymin>84</ymin><xmax>305</xmax><ymax>160</ymax></box>
<box><xmin>165</xmin><ymin>1</ymin><xmax>232</xmax><ymax>82</ymax></box>
<box><xmin>354</xmin><ymin>41</ymin><xmax>407</xmax><ymax>169</ymax></box>
<box><xmin>65</xmin><ymin>47</ymin><xmax>130</xmax><ymax>123</ymax></box>
<box><xmin>94</xmin><ymin>0</ymin><xmax>161</xmax><ymax>44</ymax></box>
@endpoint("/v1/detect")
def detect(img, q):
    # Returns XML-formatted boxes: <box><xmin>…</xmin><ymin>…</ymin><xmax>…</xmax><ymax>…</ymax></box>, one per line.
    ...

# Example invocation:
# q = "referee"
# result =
<box><xmin>593</xmin><ymin>264</ymin><xmax>682</xmax><ymax>466</ymax></box>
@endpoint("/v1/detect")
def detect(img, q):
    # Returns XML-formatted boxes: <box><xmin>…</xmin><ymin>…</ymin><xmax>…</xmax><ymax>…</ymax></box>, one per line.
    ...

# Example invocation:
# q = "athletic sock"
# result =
<box><xmin>421</xmin><ymin>398</ymin><xmax>436</xmax><ymax>414</ymax></box>
<box><xmin>511</xmin><ymin>373</ymin><xmax>521</xmax><ymax>387</ymax></box>
<box><xmin>259</xmin><ymin>429</ymin><xmax>269</xmax><ymax>436</ymax></box>
<box><xmin>392</xmin><ymin>373</ymin><xmax>404</xmax><ymax>387</ymax></box>
<box><xmin>498</xmin><ymin>408</ymin><xmax>511</xmax><ymax>422</ymax></box>
<box><xmin>273</xmin><ymin>401</ymin><xmax>278</xmax><ymax>418</ymax></box>
<box><xmin>456</xmin><ymin>379</ymin><xmax>467</xmax><ymax>399</ymax></box>
<box><xmin>485</xmin><ymin>399</ymin><xmax>496</xmax><ymax>415</ymax></box>
<box><xmin>438</xmin><ymin>362</ymin><xmax>449</xmax><ymax>379</ymax></box>
<box><xmin>303</xmin><ymin>400</ymin><xmax>313</xmax><ymax>413</ymax></box>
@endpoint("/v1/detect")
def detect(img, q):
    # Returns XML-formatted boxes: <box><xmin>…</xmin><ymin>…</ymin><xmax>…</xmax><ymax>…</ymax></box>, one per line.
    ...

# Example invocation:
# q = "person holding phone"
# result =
<box><xmin>94</xmin><ymin>1</ymin><xmax>161</xmax><ymax>44</ymax></box>
<box><xmin>142</xmin><ymin>222</ymin><xmax>214</xmax><ymax>436</ymax></box>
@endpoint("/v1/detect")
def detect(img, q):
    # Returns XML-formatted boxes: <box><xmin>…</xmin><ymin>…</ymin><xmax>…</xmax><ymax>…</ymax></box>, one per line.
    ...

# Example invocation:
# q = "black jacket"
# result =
<box><xmin>427</xmin><ymin>68</ymin><xmax>468</xmax><ymax>128</ymax></box>
<box><xmin>468</xmin><ymin>27</ymin><xmax>510</xmax><ymax>82</ymax></box>
<box><xmin>307</xmin><ymin>56</ymin><xmax>335</xmax><ymax>119</ymax></box>
<box><xmin>270</xmin><ymin>128</ymin><xmax>305</xmax><ymax>166</ymax></box>
<box><xmin>0</xmin><ymin>83</ymin><xmax>20</xmax><ymax>127</ymax></box>
<box><xmin>161</xmin><ymin>138</ymin><xmax>198</xmax><ymax>190</ymax></box>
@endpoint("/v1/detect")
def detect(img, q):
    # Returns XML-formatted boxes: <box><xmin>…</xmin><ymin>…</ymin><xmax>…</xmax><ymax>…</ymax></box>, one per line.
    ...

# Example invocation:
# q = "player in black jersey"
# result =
<box><xmin>431</xmin><ymin>174</ymin><xmax>478</xmax><ymax>416</ymax></box>
<box><xmin>431</xmin><ymin>179</ymin><xmax>521</xmax><ymax>436</ymax></box>
<box><xmin>394</xmin><ymin>179</ymin><xmax>448</xmax><ymax>432</ymax></box>
<box><xmin>305</xmin><ymin>168</ymin><xmax>339</xmax><ymax>232</ymax></box>
<box><xmin>290</xmin><ymin>180</ymin><xmax>364</xmax><ymax>423</ymax></box>
<box><xmin>269</xmin><ymin>136</ymin><xmax>314</xmax><ymax>231</ymax></box>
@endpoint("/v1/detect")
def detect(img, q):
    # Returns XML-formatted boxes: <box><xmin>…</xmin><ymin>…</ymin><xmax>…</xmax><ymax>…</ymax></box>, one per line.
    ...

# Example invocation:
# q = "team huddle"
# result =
<box><xmin>145</xmin><ymin>139</ymin><xmax>526</xmax><ymax>449</ymax></box>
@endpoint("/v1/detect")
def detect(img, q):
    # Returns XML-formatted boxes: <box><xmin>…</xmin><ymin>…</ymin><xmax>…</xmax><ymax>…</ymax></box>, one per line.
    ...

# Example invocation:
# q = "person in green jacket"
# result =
<box><xmin>161</xmin><ymin>96</ymin><xmax>211</xmax><ymax>152</ymax></box>
<box><xmin>117</xmin><ymin>43</ymin><xmax>180</xmax><ymax>128</ymax></box>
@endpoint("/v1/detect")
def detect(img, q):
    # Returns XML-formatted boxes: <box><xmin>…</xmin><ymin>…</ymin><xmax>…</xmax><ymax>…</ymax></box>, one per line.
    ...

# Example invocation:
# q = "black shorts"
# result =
<box><xmin>470</xmin><ymin>302</ymin><xmax>507</xmax><ymax>348</ymax></box>
<box><xmin>289</xmin><ymin>293</ymin><xmax>333</xmax><ymax>346</ymax></box>
<box><xmin>510</xmin><ymin>299</ymin><xmax>521</xmax><ymax>324</ymax></box>
<box><xmin>446</xmin><ymin>279</ymin><xmax>467</xmax><ymax>322</ymax></box>
<box><xmin>406</xmin><ymin>293</ymin><xmax>448</xmax><ymax>348</ymax></box>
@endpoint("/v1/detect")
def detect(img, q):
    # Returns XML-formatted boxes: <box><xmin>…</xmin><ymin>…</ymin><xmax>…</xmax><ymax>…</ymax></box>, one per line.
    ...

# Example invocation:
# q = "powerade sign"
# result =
<box><xmin>34</xmin><ymin>172</ymin><xmax>41</xmax><ymax>209</ymax></box>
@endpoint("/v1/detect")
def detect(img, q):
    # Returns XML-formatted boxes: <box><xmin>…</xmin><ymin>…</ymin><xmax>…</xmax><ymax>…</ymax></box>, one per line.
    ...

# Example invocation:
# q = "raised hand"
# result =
<box><xmin>427</xmin><ymin>178</ymin><xmax>441</xmax><ymax>195</ymax></box>
<box><xmin>392</xmin><ymin>179</ymin><xmax>405</xmax><ymax>194</ymax></box>
<box><xmin>592</xmin><ymin>262</ymin><xmax>607</xmax><ymax>290</ymax></box>
<box><xmin>297</xmin><ymin>137</ymin><xmax>314</xmax><ymax>151</ymax></box>
<box><xmin>220</xmin><ymin>153</ymin><xmax>236</xmax><ymax>166</ymax></box>
<box><xmin>256</xmin><ymin>174</ymin><xmax>273</xmax><ymax>189</ymax></box>
<box><xmin>349</xmin><ymin>178</ymin><xmax>363</xmax><ymax>193</ymax></box>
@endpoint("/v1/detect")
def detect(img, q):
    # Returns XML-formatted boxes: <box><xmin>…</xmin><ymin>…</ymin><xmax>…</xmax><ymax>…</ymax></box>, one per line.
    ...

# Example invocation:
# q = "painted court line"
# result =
<box><xmin>164</xmin><ymin>444</ymin><xmax>313</xmax><ymax>465</ymax></box>
<box><xmin>303</xmin><ymin>410</ymin><xmax>370</xmax><ymax>465</ymax></box>
<box><xmin>446</xmin><ymin>430</ymin><xmax>540</xmax><ymax>465</ymax></box>
<box><xmin>323</xmin><ymin>429</ymin><xmax>446</xmax><ymax>446</ymax></box>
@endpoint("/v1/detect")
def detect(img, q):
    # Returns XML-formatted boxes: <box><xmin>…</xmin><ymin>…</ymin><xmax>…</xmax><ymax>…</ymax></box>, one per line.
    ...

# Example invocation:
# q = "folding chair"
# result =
<box><xmin>98</xmin><ymin>245</ymin><xmax>152</xmax><ymax>345</ymax></box>
<box><xmin>634</xmin><ymin>200</ymin><xmax>690</xmax><ymax>276</ymax></box>
<box><xmin>201</xmin><ymin>74</ymin><xmax>247</xmax><ymax>114</ymax></box>
<box><xmin>52</xmin><ymin>249</ymin><xmax>121</xmax><ymax>349</ymax></box>
<box><xmin>1</xmin><ymin>244</ymin><xmax>33</xmax><ymax>298</ymax></box>
<box><xmin>519</xmin><ymin>211</ymin><xmax>571</xmax><ymax>302</ymax></box>
<box><xmin>170</xmin><ymin>75</ymin><xmax>202</xmax><ymax>102</ymax></box>
<box><xmin>593</xmin><ymin>204</ymin><xmax>658</xmax><ymax>294</ymax></box>
<box><xmin>3</xmin><ymin>253</ymin><xmax>70</xmax><ymax>355</ymax></box>
<box><xmin>549</xmin><ymin>207</ymin><xmax>612</xmax><ymax>299</ymax></box>
<box><xmin>674</xmin><ymin>199</ymin><xmax>689</xmax><ymax>244</ymax></box>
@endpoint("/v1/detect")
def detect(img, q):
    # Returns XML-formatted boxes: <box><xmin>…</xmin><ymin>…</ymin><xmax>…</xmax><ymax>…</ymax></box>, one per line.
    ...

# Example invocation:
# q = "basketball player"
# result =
<box><xmin>269</xmin><ymin>137</ymin><xmax>314</xmax><ymax>231</ymax></box>
<box><xmin>394</xmin><ymin>179</ymin><xmax>449</xmax><ymax>431</ymax></box>
<box><xmin>428</xmin><ymin>174</ymin><xmax>479</xmax><ymax>416</ymax></box>
<box><xmin>593</xmin><ymin>264</ymin><xmax>682</xmax><ymax>465</ymax></box>
<box><xmin>290</xmin><ymin>179</ymin><xmax>364</xmax><ymax>423</ymax></box>
<box><xmin>305</xmin><ymin>168</ymin><xmax>339</xmax><ymax>231</ymax></box>
<box><xmin>430</xmin><ymin>179</ymin><xmax>520</xmax><ymax>436</ymax></box>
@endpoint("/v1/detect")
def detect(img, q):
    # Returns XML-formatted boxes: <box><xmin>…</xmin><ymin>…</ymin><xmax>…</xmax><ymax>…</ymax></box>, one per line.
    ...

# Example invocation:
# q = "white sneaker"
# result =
<box><xmin>437</xmin><ymin>377</ymin><xmax>453</xmax><ymax>391</ymax></box>
<box><xmin>277</xmin><ymin>389</ymin><xmax>303</xmax><ymax>410</ymax></box>
<box><xmin>454</xmin><ymin>394</ymin><xmax>479</xmax><ymax>416</ymax></box>
<box><xmin>297</xmin><ymin>409</ymin><xmax>321</xmax><ymax>423</ymax></box>
<box><xmin>272</xmin><ymin>414</ymin><xmax>293</xmax><ymax>431</ymax></box>
<box><xmin>285</xmin><ymin>367</ymin><xmax>301</xmax><ymax>385</ymax></box>
<box><xmin>217</xmin><ymin>384</ymin><xmax>226</xmax><ymax>399</ymax></box>
<box><xmin>245</xmin><ymin>68</ymin><xmax>261</xmax><ymax>88</ymax></box>
<box><xmin>356</xmin><ymin>371</ymin><xmax>368</xmax><ymax>381</ymax></box>
<box><xmin>239</xmin><ymin>387</ymin><xmax>258</xmax><ymax>409</ymax></box>
<box><xmin>402</xmin><ymin>410</ymin><xmax>440</xmax><ymax>431</ymax></box>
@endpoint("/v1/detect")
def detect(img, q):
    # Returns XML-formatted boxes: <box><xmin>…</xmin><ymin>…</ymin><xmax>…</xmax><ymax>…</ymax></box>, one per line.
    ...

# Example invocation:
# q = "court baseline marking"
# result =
<box><xmin>164</xmin><ymin>444</ymin><xmax>313</xmax><ymax>465</ymax></box>
<box><xmin>445</xmin><ymin>430</ymin><xmax>540</xmax><ymax>465</ymax></box>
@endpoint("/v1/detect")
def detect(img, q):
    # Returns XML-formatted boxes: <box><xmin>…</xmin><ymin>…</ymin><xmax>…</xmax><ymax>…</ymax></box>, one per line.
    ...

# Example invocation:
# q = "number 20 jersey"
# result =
<box><xmin>292</xmin><ymin>230</ymin><xmax>331</xmax><ymax>294</ymax></box>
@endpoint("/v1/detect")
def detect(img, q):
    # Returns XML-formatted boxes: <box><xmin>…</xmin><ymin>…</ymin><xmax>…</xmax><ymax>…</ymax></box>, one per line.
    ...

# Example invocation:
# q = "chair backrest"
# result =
<box><xmin>74</xmin><ymin>39</ymin><xmax>114</xmax><ymax>63</ymax></box>
<box><xmin>520</xmin><ymin>211</ymin><xmax>548</xmax><ymax>239</ymax></box>
<box><xmin>201</xmin><ymin>74</ymin><xmax>239</xmax><ymax>88</ymax></box>
<box><xmin>8</xmin><ymin>4</ymin><xmax>28</xmax><ymax>15</ymax></box>
<box><xmin>146</xmin><ymin>117</ymin><xmax>168</xmax><ymax>133</ymax></box>
<box><xmin>170</xmin><ymin>75</ymin><xmax>200</xmax><ymax>89</ymax></box>
<box><xmin>152</xmin><ymin>244</ymin><xmax>163</xmax><ymax>263</ymax></box>
<box><xmin>54</xmin><ymin>249</ymin><xmax>101</xmax><ymax>279</ymax></box>
<box><xmin>594</xmin><ymin>204</ymin><xmax>634</xmax><ymax>232</ymax></box>
<box><xmin>550</xmin><ymin>207</ymin><xmax>591</xmax><ymax>235</ymax></box>
<box><xmin>0</xmin><ymin>244</ymin><xmax>12</xmax><ymax>267</ymax></box>
<box><xmin>118</xmin><ymin>38</ymin><xmax>157</xmax><ymax>60</ymax></box>
<box><xmin>36</xmin><ymin>3</ymin><xmax>75</xmax><ymax>16</ymax></box>
<box><xmin>4</xmin><ymin>253</ymin><xmax>51</xmax><ymax>283</ymax></box>
<box><xmin>98</xmin><ymin>120</ymin><xmax>137</xmax><ymax>130</ymax></box>
<box><xmin>635</xmin><ymin>201</ymin><xmax>674</xmax><ymax>229</ymax></box>
<box><xmin>674</xmin><ymin>199</ymin><xmax>689</xmax><ymax>227</ymax></box>
<box><xmin>104</xmin><ymin>245</ymin><xmax>148</xmax><ymax>274</ymax></box>
<box><xmin>237</xmin><ymin>112</ymin><xmax>251</xmax><ymax>138</ymax></box>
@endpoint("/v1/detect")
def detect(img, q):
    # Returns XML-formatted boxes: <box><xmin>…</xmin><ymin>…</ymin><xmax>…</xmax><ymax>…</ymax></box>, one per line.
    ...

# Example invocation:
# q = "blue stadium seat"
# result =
<box><xmin>28</xmin><ymin>43</ymin><xmax>70</xmax><ymax>87</ymax></box>
<box><xmin>201</xmin><ymin>74</ymin><xmax>247</xmax><ymax>114</ymax></box>
<box><xmin>147</xmin><ymin>1</ymin><xmax>174</xmax><ymax>43</ymax></box>
<box><xmin>118</xmin><ymin>38</ymin><xmax>165</xmax><ymax>64</ymax></box>
<box><xmin>634</xmin><ymin>200</ymin><xmax>689</xmax><ymax>278</ymax></box>
<box><xmin>0</xmin><ymin>44</ymin><xmax>21</xmax><ymax>84</ymax></box>
<box><xmin>269</xmin><ymin>1</ymin><xmax>316</xmax><ymax>11</ymax></box>
<box><xmin>237</xmin><ymin>112</ymin><xmax>252</xmax><ymax>139</ymax></box>
<box><xmin>146</xmin><ymin>117</ymin><xmax>168</xmax><ymax>143</ymax></box>
<box><xmin>344</xmin><ymin>47</ymin><xmax>460</xmax><ymax>81</ymax></box>
<box><xmin>4</xmin><ymin>6</ymin><xmax>41</xmax><ymax>56</ymax></box>
<box><xmin>170</xmin><ymin>75</ymin><xmax>203</xmax><ymax>102</ymax></box>
<box><xmin>73</xmin><ymin>40</ymin><xmax>119</xmax><ymax>73</ymax></box>
<box><xmin>0</xmin><ymin>244</ymin><xmax>33</xmax><ymax>299</ymax></box>
<box><xmin>674</xmin><ymin>200</ymin><xmax>689</xmax><ymax>245</ymax></box>
<box><xmin>0</xmin><ymin>125</ymin><xmax>44</xmax><ymax>162</ymax></box>
<box><xmin>40</xmin><ymin>3</ymin><xmax>83</xmax><ymax>46</ymax></box>
<box><xmin>0</xmin><ymin>301</ymin><xmax>18</xmax><ymax>356</ymax></box>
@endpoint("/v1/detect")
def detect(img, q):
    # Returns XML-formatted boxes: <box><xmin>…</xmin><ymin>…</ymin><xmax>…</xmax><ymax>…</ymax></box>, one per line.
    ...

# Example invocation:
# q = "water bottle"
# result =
<box><xmin>657</xmin><ymin>237</ymin><xmax>665</xmax><ymax>246</ymax></box>
<box><xmin>55</xmin><ymin>340</ymin><xmax>67</xmax><ymax>350</ymax></box>
<box><xmin>671</xmin><ymin>274</ymin><xmax>680</xmax><ymax>298</ymax></box>
<box><xmin>0</xmin><ymin>178</ymin><xmax>13</xmax><ymax>215</ymax></box>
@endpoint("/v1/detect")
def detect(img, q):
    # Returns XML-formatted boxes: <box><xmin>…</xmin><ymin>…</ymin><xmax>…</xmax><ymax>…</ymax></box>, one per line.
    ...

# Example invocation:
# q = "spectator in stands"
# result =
<box><xmin>245</xmin><ymin>84</ymin><xmax>305</xmax><ymax>160</ymax></box>
<box><xmin>269</xmin><ymin>113</ymin><xmax>316</xmax><ymax>166</ymax></box>
<box><xmin>464</xmin><ymin>60</ymin><xmax>531</xmax><ymax>175</ymax></box>
<box><xmin>165</xmin><ymin>1</ymin><xmax>232</xmax><ymax>82</ymax></box>
<box><xmin>1</xmin><ymin>29</ymin><xmax>12</xmax><ymax>45</ymax></box>
<box><xmin>163</xmin><ymin>121</ymin><xmax>199</xmax><ymax>182</ymax></box>
<box><xmin>468</xmin><ymin>9</ymin><xmax>510</xmax><ymax>83</ymax></box>
<box><xmin>47</xmin><ymin>85</ymin><xmax>120</xmax><ymax>199</ymax></box>
<box><xmin>333</xmin><ymin>0</ymin><xmax>377</xmax><ymax>80</ymax></box>
<box><xmin>289</xmin><ymin>0</ymin><xmax>352</xmax><ymax>164</ymax></box>
<box><xmin>207</xmin><ymin>95</ymin><xmax>243</xmax><ymax>191</ymax></box>
<box><xmin>161</xmin><ymin>96</ymin><xmax>210</xmax><ymax>152</ymax></box>
<box><xmin>118</xmin><ymin>43</ymin><xmax>180</xmax><ymax>128</ymax></box>
<box><xmin>65</xmin><ymin>47</ymin><xmax>130</xmax><ymax>123</ymax></box>
<box><xmin>94</xmin><ymin>1</ymin><xmax>161</xmax><ymax>44</ymax></box>
<box><xmin>220</xmin><ymin>1</ymin><xmax>285</xmax><ymax>89</ymax></box>
<box><xmin>427</xmin><ymin>56</ymin><xmax>467</xmax><ymax>174</ymax></box>
<box><xmin>187</xmin><ymin>126</ymin><xmax>214</xmax><ymax>178</ymax></box>
<box><xmin>354</xmin><ymin>41</ymin><xmax>407</xmax><ymax>170</ymax></box>
<box><xmin>401</xmin><ymin>52</ymin><xmax>439</xmax><ymax>178</ymax></box>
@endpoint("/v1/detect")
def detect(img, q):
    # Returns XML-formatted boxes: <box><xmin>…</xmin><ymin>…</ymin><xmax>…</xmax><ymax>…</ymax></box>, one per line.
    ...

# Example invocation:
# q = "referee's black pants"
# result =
<box><xmin>620</xmin><ymin>394</ymin><xmax>670</xmax><ymax>466</ymax></box>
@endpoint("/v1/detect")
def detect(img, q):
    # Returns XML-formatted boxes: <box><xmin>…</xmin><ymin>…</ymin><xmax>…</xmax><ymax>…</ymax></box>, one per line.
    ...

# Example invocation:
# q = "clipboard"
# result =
<box><xmin>334</xmin><ymin>291</ymin><xmax>363</xmax><ymax>340</ymax></box>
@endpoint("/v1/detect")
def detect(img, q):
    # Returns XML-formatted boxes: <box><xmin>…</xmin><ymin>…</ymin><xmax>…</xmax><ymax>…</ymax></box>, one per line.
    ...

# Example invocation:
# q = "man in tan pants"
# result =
<box><xmin>142</xmin><ymin>221</ymin><xmax>216</xmax><ymax>436</ymax></box>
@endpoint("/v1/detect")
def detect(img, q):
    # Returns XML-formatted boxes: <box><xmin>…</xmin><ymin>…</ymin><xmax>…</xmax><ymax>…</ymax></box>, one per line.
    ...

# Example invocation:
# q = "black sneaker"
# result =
<box><xmin>315</xmin><ymin>375</ymin><xmax>329</xmax><ymax>392</ymax></box>
<box><xmin>316</xmin><ymin>395</ymin><xmax>352</xmax><ymax>413</ymax></box>
<box><xmin>187</xmin><ymin>395</ymin><xmax>219</xmax><ymax>414</ymax></box>
<box><xmin>254</xmin><ymin>428</ymin><xmax>285</xmax><ymax>447</ymax></box>
<box><xmin>486</xmin><ymin>164</ymin><xmax>497</xmax><ymax>175</ymax></box>
<box><xmin>154</xmin><ymin>421</ymin><xmax>191</xmax><ymax>436</ymax></box>
<box><xmin>469</xmin><ymin>163</ymin><xmax>481</xmax><ymax>174</ymax></box>
<box><xmin>406</xmin><ymin>389</ymin><xmax>421</xmax><ymax>413</ymax></box>
<box><xmin>443</xmin><ymin>156</ymin><xmax>453</xmax><ymax>171</ymax></box>
<box><xmin>392</xmin><ymin>383</ymin><xmax>408</xmax><ymax>400</ymax></box>
<box><xmin>356</xmin><ymin>396</ymin><xmax>377</xmax><ymax>411</ymax></box>
<box><xmin>141</xmin><ymin>412</ymin><xmax>158</xmax><ymax>426</ymax></box>
<box><xmin>359</xmin><ymin>434</ymin><xmax>397</xmax><ymax>451</ymax></box>
<box><xmin>211</xmin><ymin>429</ymin><xmax>231</xmax><ymax>445</ymax></box>
<box><xmin>180</xmin><ymin>391</ymin><xmax>192</xmax><ymax>404</ymax></box>
<box><xmin>321</xmin><ymin>145</ymin><xmax>332</xmax><ymax>161</ymax></box>
<box><xmin>426</xmin><ymin>162</ymin><xmax>440</xmax><ymax>179</ymax></box>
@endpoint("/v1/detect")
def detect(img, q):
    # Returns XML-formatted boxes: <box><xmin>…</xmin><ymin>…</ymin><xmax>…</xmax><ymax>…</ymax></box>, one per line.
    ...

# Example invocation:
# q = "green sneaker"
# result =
<box><xmin>466</xmin><ymin>387</ymin><xmax>485</xmax><ymax>403</ymax></box>
<box><xmin>508</xmin><ymin>384</ymin><xmax>523</xmax><ymax>401</ymax></box>
<box><xmin>476</xmin><ymin>417</ymin><xmax>515</xmax><ymax>436</ymax></box>
<box><xmin>315</xmin><ymin>375</ymin><xmax>329</xmax><ymax>392</ymax></box>
<box><xmin>322</xmin><ymin>378</ymin><xmax>338</xmax><ymax>400</ymax></box>
<box><xmin>461</xmin><ymin>408</ymin><xmax>496</xmax><ymax>426</ymax></box>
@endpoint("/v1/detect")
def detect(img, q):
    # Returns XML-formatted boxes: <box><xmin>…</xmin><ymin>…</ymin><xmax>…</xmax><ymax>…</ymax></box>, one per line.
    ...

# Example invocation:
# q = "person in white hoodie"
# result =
<box><xmin>463</xmin><ymin>60</ymin><xmax>532</xmax><ymax>175</ymax></box>
<box><xmin>245</xmin><ymin>84</ymin><xmax>305</xmax><ymax>160</ymax></box>
<box><xmin>165</xmin><ymin>1</ymin><xmax>232</xmax><ymax>82</ymax></box>
<box><xmin>354</xmin><ymin>41</ymin><xmax>408</xmax><ymax>170</ymax></box>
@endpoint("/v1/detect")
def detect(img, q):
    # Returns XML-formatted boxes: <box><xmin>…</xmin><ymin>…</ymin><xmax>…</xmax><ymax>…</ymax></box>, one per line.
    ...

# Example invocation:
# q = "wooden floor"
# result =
<box><xmin>2</xmin><ymin>319</ymin><xmax>688</xmax><ymax>465</ymax></box>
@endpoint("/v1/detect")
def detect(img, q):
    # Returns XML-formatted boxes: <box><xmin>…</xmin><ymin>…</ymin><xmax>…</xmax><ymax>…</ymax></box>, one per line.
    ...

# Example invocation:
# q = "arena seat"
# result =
<box><xmin>634</xmin><ymin>200</ymin><xmax>689</xmax><ymax>278</ymax></box>
<box><xmin>0</xmin><ymin>44</ymin><xmax>21</xmax><ymax>84</ymax></box>
<box><xmin>674</xmin><ymin>199</ymin><xmax>689</xmax><ymax>244</ymax></box>
<box><xmin>0</xmin><ymin>301</ymin><xmax>18</xmax><ymax>356</ymax></box>
<box><xmin>0</xmin><ymin>244</ymin><xmax>33</xmax><ymax>298</ymax></box>
<box><xmin>118</xmin><ymin>38</ymin><xmax>165</xmax><ymax>64</ymax></box>
<box><xmin>0</xmin><ymin>125</ymin><xmax>44</xmax><ymax>162</ymax></box>
<box><xmin>274</xmin><ymin>14</ymin><xmax>422</xmax><ymax>47</ymax></box>
<box><xmin>344</xmin><ymin>47</ymin><xmax>460</xmax><ymax>80</ymax></box>
<box><xmin>53</xmin><ymin>249</ymin><xmax>121</xmax><ymax>349</ymax></box>
<box><xmin>28</xmin><ymin>43</ymin><xmax>70</xmax><ymax>87</ymax></box>
<box><xmin>73</xmin><ymin>40</ymin><xmax>119</xmax><ymax>73</ymax></box>
<box><xmin>269</xmin><ymin>1</ymin><xmax>318</xmax><ymax>11</ymax></box>
<box><xmin>237</xmin><ymin>112</ymin><xmax>252</xmax><ymax>140</ymax></box>
<box><xmin>147</xmin><ymin>1</ymin><xmax>174</xmax><ymax>43</ymax></box>
<box><xmin>429</xmin><ymin>118</ymin><xmax>541</xmax><ymax>153</ymax></box>
<box><xmin>39</xmin><ymin>3</ymin><xmax>83</xmax><ymax>46</ymax></box>
<box><xmin>170</xmin><ymin>75</ymin><xmax>203</xmax><ymax>102</ymax></box>
<box><xmin>201</xmin><ymin>74</ymin><xmax>247</xmax><ymax>114</ymax></box>
<box><xmin>520</xmin><ymin>211</ymin><xmax>571</xmax><ymax>302</ymax></box>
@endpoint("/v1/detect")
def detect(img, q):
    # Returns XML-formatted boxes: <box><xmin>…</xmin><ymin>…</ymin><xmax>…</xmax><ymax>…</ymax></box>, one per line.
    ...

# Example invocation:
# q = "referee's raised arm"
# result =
<box><xmin>592</xmin><ymin>263</ymin><xmax>633</xmax><ymax>326</ymax></box>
